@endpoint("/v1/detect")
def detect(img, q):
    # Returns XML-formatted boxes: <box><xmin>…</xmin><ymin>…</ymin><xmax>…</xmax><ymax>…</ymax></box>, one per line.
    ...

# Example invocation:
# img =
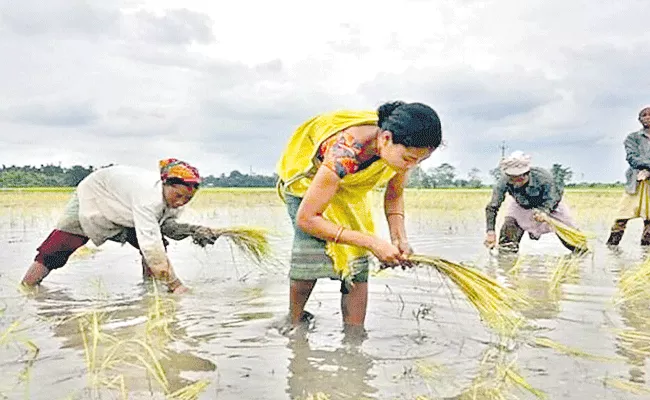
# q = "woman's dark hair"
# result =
<box><xmin>164</xmin><ymin>177</ymin><xmax>200</xmax><ymax>189</ymax></box>
<box><xmin>377</xmin><ymin>101</ymin><xmax>442</xmax><ymax>148</ymax></box>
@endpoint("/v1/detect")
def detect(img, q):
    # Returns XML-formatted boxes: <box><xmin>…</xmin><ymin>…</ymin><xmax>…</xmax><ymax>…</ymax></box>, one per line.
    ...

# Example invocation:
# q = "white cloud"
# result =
<box><xmin>0</xmin><ymin>0</ymin><xmax>649</xmax><ymax>182</ymax></box>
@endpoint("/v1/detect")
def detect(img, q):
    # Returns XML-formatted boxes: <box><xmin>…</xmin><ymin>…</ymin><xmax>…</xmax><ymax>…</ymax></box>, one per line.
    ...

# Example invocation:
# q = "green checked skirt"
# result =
<box><xmin>285</xmin><ymin>194</ymin><xmax>369</xmax><ymax>284</ymax></box>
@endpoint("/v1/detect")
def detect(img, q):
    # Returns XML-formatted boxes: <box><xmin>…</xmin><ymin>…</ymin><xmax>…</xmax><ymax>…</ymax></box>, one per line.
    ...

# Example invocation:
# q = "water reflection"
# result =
<box><xmin>453</xmin><ymin>340</ymin><xmax>543</xmax><ymax>400</ymax></box>
<box><xmin>6</xmin><ymin>191</ymin><xmax>650</xmax><ymax>399</ymax></box>
<box><xmin>30</xmin><ymin>285</ymin><xmax>217</xmax><ymax>397</ymax></box>
<box><xmin>614</xmin><ymin>254</ymin><xmax>650</xmax><ymax>385</ymax></box>
<box><xmin>286</xmin><ymin>327</ymin><xmax>377</xmax><ymax>400</ymax></box>
<box><xmin>488</xmin><ymin>253</ymin><xmax>587</xmax><ymax>321</ymax></box>
<box><xmin>617</xmin><ymin>300</ymin><xmax>650</xmax><ymax>384</ymax></box>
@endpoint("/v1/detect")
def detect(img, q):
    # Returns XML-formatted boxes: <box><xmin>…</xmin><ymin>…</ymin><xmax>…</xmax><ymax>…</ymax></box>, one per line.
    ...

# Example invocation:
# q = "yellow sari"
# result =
<box><xmin>276</xmin><ymin>110</ymin><xmax>396</xmax><ymax>283</ymax></box>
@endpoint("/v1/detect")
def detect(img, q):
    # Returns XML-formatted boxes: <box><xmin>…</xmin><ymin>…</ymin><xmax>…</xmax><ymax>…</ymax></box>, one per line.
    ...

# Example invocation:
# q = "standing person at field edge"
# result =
<box><xmin>606</xmin><ymin>107</ymin><xmax>650</xmax><ymax>246</ymax></box>
<box><xmin>21</xmin><ymin>159</ymin><xmax>222</xmax><ymax>294</ymax></box>
<box><xmin>483</xmin><ymin>151</ymin><xmax>582</xmax><ymax>253</ymax></box>
<box><xmin>276</xmin><ymin>101</ymin><xmax>442</xmax><ymax>329</ymax></box>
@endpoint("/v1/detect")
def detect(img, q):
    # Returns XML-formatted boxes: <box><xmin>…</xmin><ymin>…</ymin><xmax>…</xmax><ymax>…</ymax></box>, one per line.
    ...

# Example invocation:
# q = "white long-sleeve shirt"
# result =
<box><xmin>72</xmin><ymin>165</ymin><xmax>182</xmax><ymax>266</ymax></box>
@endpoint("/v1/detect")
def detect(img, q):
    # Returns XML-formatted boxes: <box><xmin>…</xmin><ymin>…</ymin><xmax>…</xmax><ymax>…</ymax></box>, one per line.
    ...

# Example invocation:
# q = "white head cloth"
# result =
<box><xmin>499</xmin><ymin>150</ymin><xmax>531</xmax><ymax>175</ymax></box>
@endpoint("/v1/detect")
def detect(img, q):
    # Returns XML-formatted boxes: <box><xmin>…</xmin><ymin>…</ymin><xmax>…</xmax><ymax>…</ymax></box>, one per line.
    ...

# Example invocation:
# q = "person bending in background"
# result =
<box><xmin>21</xmin><ymin>158</ymin><xmax>221</xmax><ymax>294</ymax></box>
<box><xmin>484</xmin><ymin>151</ymin><xmax>581</xmax><ymax>253</ymax></box>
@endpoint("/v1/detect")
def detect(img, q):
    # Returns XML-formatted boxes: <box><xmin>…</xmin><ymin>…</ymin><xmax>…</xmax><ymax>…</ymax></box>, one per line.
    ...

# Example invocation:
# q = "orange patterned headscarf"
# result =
<box><xmin>159</xmin><ymin>158</ymin><xmax>201</xmax><ymax>185</ymax></box>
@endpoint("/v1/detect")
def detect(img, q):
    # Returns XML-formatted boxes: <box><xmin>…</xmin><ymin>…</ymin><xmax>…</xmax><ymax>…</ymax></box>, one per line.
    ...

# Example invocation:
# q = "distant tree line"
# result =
<box><xmin>408</xmin><ymin>163</ymin><xmax>622</xmax><ymax>188</ymax></box>
<box><xmin>0</xmin><ymin>164</ymin><xmax>96</xmax><ymax>187</ymax></box>
<box><xmin>202</xmin><ymin>170</ymin><xmax>278</xmax><ymax>187</ymax></box>
<box><xmin>0</xmin><ymin>163</ymin><xmax>622</xmax><ymax>188</ymax></box>
<box><xmin>408</xmin><ymin>164</ymin><xmax>484</xmax><ymax>188</ymax></box>
<box><xmin>0</xmin><ymin>164</ymin><xmax>278</xmax><ymax>188</ymax></box>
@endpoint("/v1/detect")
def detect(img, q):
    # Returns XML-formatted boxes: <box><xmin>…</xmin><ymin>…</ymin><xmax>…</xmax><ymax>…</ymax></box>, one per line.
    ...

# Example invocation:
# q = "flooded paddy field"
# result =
<box><xmin>1</xmin><ymin>187</ymin><xmax>650</xmax><ymax>399</ymax></box>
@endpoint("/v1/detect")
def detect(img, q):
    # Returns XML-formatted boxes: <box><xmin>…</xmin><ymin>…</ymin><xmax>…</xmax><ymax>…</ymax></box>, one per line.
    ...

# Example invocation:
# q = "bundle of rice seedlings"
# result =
<box><xmin>538</xmin><ymin>213</ymin><xmax>590</xmax><ymax>252</ymax></box>
<box><xmin>206</xmin><ymin>226</ymin><xmax>273</xmax><ymax>264</ymax></box>
<box><xmin>408</xmin><ymin>254</ymin><xmax>528</xmax><ymax>334</ymax></box>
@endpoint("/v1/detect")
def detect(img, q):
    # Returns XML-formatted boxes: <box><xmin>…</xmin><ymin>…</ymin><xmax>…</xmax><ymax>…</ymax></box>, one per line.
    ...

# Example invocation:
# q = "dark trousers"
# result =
<box><xmin>606</xmin><ymin>219</ymin><xmax>650</xmax><ymax>246</ymax></box>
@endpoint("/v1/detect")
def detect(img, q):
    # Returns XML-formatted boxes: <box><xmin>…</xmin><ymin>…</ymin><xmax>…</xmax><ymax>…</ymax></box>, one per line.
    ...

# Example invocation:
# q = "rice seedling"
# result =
<box><xmin>76</xmin><ymin>311</ymin><xmax>171</xmax><ymax>397</ymax></box>
<box><xmin>506</xmin><ymin>255</ymin><xmax>526</xmax><ymax>277</ymax></box>
<box><xmin>198</xmin><ymin>226</ymin><xmax>274</xmax><ymax>264</ymax></box>
<box><xmin>538</xmin><ymin>212</ymin><xmax>590</xmax><ymax>253</ymax></box>
<box><xmin>414</xmin><ymin>360</ymin><xmax>446</xmax><ymax>380</ymax></box>
<box><xmin>70</xmin><ymin>245</ymin><xmax>102</xmax><ymax>260</ymax></box>
<box><xmin>498</xmin><ymin>364</ymin><xmax>546</xmax><ymax>399</ymax></box>
<box><xmin>77</xmin><ymin>310</ymin><xmax>126</xmax><ymax>396</ymax></box>
<box><xmin>616</xmin><ymin>329</ymin><xmax>650</xmax><ymax>343</ymax></box>
<box><xmin>614</xmin><ymin>328</ymin><xmax>650</xmax><ymax>360</ymax></box>
<box><xmin>603</xmin><ymin>377</ymin><xmax>650</xmax><ymax>395</ymax></box>
<box><xmin>530</xmin><ymin>337</ymin><xmax>619</xmax><ymax>362</ymax></box>
<box><xmin>408</xmin><ymin>254</ymin><xmax>528</xmax><ymax>334</ymax></box>
<box><xmin>548</xmin><ymin>256</ymin><xmax>581</xmax><ymax>294</ymax></box>
<box><xmin>70</xmin><ymin>280</ymin><xmax>216</xmax><ymax>399</ymax></box>
<box><xmin>456</xmin><ymin>347</ymin><xmax>546</xmax><ymax>400</ymax></box>
<box><xmin>616</xmin><ymin>256</ymin><xmax>650</xmax><ymax>304</ymax></box>
<box><xmin>146</xmin><ymin>281</ymin><xmax>176</xmax><ymax>343</ymax></box>
<box><xmin>167</xmin><ymin>379</ymin><xmax>211</xmax><ymax>400</ymax></box>
<box><xmin>0</xmin><ymin>319</ymin><xmax>40</xmax><ymax>399</ymax></box>
<box><xmin>301</xmin><ymin>393</ymin><xmax>331</xmax><ymax>400</ymax></box>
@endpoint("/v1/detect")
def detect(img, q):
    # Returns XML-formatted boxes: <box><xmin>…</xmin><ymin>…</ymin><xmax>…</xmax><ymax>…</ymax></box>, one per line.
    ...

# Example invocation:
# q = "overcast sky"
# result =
<box><xmin>1</xmin><ymin>0</ymin><xmax>649</xmax><ymax>182</ymax></box>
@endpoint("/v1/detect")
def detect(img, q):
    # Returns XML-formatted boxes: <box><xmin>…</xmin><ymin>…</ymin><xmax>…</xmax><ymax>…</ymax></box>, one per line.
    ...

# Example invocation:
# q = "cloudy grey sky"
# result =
<box><xmin>1</xmin><ymin>0</ymin><xmax>648</xmax><ymax>182</ymax></box>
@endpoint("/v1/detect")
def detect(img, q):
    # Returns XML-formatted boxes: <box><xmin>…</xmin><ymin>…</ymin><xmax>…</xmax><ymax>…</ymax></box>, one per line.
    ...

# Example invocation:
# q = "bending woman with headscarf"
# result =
<box><xmin>276</xmin><ymin>101</ymin><xmax>442</xmax><ymax>328</ymax></box>
<box><xmin>484</xmin><ymin>151</ymin><xmax>581</xmax><ymax>253</ymax></box>
<box><xmin>21</xmin><ymin>159</ymin><xmax>222</xmax><ymax>294</ymax></box>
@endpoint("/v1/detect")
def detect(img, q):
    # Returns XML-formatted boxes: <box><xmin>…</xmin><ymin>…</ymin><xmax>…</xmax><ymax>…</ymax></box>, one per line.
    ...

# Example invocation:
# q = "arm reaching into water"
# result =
<box><xmin>384</xmin><ymin>171</ymin><xmax>413</xmax><ymax>262</ymax></box>
<box><xmin>484</xmin><ymin>178</ymin><xmax>507</xmax><ymax>248</ymax></box>
<box><xmin>296</xmin><ymin>166</ymin><xmax>403</xmax><ymax>265</ymax></box>
<box><xmin>133</xmin><ymin>204</ymin><xmax>188</xmax><ymax>293</ymax></box>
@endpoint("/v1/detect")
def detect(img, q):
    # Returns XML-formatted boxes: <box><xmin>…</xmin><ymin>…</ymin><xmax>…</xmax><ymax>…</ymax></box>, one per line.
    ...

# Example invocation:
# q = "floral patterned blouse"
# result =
<box><xmin>317</xmin><ymin>131</ymin><xmax>379</xmax><ymax>179</ymax></box>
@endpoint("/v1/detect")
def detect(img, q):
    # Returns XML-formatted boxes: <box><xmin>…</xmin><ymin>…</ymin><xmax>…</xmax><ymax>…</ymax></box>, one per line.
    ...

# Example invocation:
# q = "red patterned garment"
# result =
<box><xmin>318</xmin><ymin>131</ymin><xmax>378</xmax><ymax>179</ymax></box>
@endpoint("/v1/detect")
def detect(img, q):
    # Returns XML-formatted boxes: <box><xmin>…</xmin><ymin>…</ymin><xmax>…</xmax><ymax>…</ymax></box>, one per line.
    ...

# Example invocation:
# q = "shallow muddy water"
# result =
<box><xmin>1</xmin><ymin>189</ymin><xmax>650</xmax><ymax>399</ymax></box>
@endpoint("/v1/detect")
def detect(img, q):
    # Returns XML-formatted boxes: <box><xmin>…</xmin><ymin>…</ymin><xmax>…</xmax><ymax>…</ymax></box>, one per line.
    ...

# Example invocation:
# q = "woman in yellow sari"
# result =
<box><xmin>276</xmin><ymin>101</ymin><xmax>442</xmax><ymax>328</ymax></box>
